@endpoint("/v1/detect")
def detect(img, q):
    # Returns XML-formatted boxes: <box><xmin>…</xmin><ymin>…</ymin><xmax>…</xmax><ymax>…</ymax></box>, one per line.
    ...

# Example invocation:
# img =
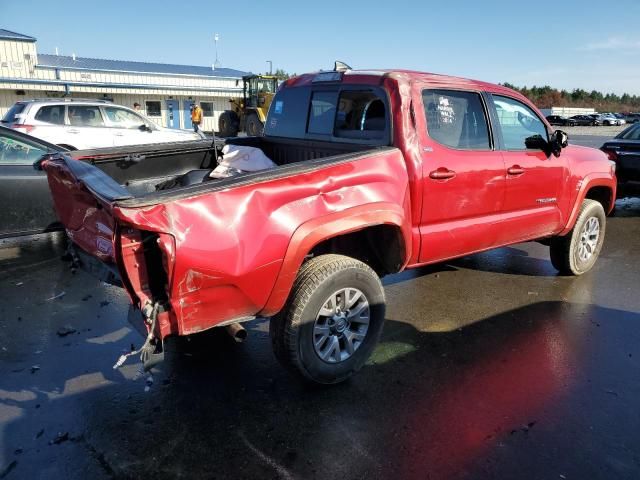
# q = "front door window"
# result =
<box><xmin>491</xmin><ymin>96</ymin><xmax>547</xmax><ymax>150</ymax></box>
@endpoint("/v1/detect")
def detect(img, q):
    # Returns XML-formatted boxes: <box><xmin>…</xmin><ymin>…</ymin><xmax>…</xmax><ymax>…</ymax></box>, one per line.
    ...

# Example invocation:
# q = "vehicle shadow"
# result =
<box><xmin>614</xmin><ymin>197</ymin><xmax>640</xmax><ymax>217</ymax></box>
<box><xmin>446</xmin><ymin>245</ymin><xmax>559</xmax><ymax>277</ymax></box>
<box><xmin>0</xmin><ymin>232</ymin><xmax>66</xmax><ymax>281</ymax></box>
<box><xmin>2</xmin><ymin>301</ymin><xmax>638</xmax><ymax>480</ymax></box>
<box><xmin>383</xmin><ymin>245</ymin><xmax>557</xmax><ymax>282</ymax></box>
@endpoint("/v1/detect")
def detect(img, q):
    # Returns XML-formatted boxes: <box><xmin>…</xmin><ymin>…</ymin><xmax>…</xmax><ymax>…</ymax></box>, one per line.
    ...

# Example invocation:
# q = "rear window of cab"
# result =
<box><xmin>265</xmin><ymin>85</ymin><xmax>390</xmax><ymax>144</ymax></box>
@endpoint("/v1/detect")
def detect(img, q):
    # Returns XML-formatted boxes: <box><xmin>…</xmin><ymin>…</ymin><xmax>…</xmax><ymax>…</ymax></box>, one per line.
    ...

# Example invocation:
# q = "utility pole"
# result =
<box><xmin>214</xmin><ymin>33</ymin><xmax>220</xmax><ymax>68</ymax></box>
<box><xmin>266</xmin><ymin>60</ymin><xmax>272</xmax><ymax>75</ymax></box>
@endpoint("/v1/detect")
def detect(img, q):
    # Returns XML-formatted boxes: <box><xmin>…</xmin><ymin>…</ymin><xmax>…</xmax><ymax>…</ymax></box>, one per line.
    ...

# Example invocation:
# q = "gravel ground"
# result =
<box><xmin>559</xmin><ymin>125</ymin><xmax>627</xmax><ymax>137</ymax></box>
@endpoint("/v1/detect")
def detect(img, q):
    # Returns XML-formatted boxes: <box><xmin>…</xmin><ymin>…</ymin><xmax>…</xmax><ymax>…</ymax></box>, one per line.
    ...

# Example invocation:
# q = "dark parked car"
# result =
<box><xmin>0</xmin><ymin>125</ymin><xmax>66</xmax><ymax>237</ymax></box>
<box><xmin>570</xmin><ymin>115</ymin><xmax>599</xmax><ymax>126</ymax></box>
<box><xmin>601</xmin><ymin>123</ymin><xmax>640</xmax><ymax>197</ymax></box>
<box><xmin>546</xmin><ymin>115</ymin><xmax>577</xmax><ymax>126</ymax></box>
<box><xmin>587</xmin><ymin>114</ymin><xmax>607</xmax><ymax>126</ymax></box>
<box><xmin>620</xmin><ymin>113</ymin><xmax>640</xmax><ymax>124</ymax></box>
<box><xmin>0</xmin><ymin>124</ymin><xmax>217</xmax><ymax>238</ymax></box>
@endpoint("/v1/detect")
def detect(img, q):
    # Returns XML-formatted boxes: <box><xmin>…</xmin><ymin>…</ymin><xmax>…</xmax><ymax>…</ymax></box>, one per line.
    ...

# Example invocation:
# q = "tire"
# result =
<box><xmin>549</xmin><ymin>199</ymin><xmax>606</xmax><ymax>275</ymax></box>
<box><xmin>270</xmin><ymin>254</ymin><xmax>386</xmax><ymax>384</ymax></box>
<box><xmin>245</xmin><ymin>113</ymin><xmax>264</xmax><ymax>136</ymax></box>
<box><xmin>218</xmin><ymin>111</ymin><xmax>239</xmax><ymax>137</ymax></box>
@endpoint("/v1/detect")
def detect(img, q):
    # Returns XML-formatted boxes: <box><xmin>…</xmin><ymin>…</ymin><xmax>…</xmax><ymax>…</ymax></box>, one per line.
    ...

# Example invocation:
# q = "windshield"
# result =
<box><xmin>256</xmin><ymin>79</ymin><xmax>275</xmax><ymax>93</ymax></box>
<box><xmin>617</xmin><ymin>124</ymin><xmax>640</xmax><ymax>140</ymax></box>
<box><xmin>1</xmin><ymin>103</ymin><xmax>26</xmax><ymax>124</ymax></box>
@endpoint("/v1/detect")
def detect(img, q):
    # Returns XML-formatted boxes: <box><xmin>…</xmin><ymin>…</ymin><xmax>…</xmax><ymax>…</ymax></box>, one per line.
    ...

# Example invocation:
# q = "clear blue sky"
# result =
<box><xmin>3</xmin><ymin>0</ymin><xmax>640</xmax><ymax>95</ymax></box>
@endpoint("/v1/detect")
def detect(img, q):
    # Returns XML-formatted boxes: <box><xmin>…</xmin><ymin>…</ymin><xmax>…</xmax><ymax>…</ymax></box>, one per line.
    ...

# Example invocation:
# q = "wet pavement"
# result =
<box><xmin>1</xmin><ymin>195</ymin><xmax>640</xmax><ymax>477</ymax></box>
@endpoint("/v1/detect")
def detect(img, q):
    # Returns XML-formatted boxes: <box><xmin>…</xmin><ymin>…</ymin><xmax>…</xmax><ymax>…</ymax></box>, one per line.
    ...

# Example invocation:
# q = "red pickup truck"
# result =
<box><xmin>42</xmin><ymin>68</ymin><xmax>616</xmax><ymax>384</ymax></box>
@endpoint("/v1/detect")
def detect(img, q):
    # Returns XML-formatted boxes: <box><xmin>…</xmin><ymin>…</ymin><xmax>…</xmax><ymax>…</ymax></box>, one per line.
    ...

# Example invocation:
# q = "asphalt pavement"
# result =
<box><xmin>1</xmin><ymin>136</ymin><xmax>639</xmax><ymax>480</ymax></box>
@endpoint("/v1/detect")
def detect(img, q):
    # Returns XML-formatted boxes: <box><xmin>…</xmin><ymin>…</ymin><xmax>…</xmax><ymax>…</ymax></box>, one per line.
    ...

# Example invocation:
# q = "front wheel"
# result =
<box><xmin>270</xmin><ymin>254</ymin><xmax>386</xmax><ymax>384</ymax></box>
<box><xmin>218</xmin><ymin>111</ymin><xmax>239</xmax><ymax>137</ymax></box>
<box><xmin>549</xmin><ymin>199</ymin><xmax>606</xmax><ymax>275</ymax></box>
<box><xmin>245</xmin><ymin>113</ymin><xmax>264</xmax><ymax>136</ymax></box>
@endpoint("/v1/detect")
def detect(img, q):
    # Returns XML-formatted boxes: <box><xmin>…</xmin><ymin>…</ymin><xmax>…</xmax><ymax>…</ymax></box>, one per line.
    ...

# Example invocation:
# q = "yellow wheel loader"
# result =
<box><xmin>218</xmin><ymin>74</ymin><xmax>279</xmax><ymax>137</ymax></box>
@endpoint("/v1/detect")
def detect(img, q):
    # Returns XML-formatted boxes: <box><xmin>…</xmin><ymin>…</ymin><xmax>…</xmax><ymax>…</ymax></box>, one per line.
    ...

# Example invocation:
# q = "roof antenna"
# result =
<box><xmin>334</xmin><ymin>61</ymin><xmax>352</xmax><ymax>72</ymax></box>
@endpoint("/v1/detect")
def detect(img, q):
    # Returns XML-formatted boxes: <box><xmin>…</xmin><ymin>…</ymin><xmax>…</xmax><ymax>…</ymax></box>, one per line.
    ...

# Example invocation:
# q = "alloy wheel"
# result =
<box><xmin>313</xmin><ymin>288</ymin><xmax>370</xmax><ymax>363</ymax></box>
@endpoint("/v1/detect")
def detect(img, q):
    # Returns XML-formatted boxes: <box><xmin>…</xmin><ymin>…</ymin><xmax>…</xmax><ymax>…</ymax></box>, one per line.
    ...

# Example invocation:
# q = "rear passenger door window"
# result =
<box><xmin>490</xmin><ymin>95</ymin><xmax>547</xmax><ymax>150</ymax></box>
<box><xmin>422</xmin><ymin>89</ymin><xmax>491</xmax><ymax>150</ymax></box>
<box><xmin>67</xmin><ymin>106</ymin><xmax>105</xmax><ymax>127</ymax></box>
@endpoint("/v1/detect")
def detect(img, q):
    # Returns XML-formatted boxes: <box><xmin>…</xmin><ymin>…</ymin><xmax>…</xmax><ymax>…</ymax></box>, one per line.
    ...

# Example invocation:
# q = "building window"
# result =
<box><xmin>146</xmin><ymin>101</ymin><xmax>161</xmax><ymax>117</ymax></box>
<box><xmin>201</xmin><ymin>102</ymin><xmax>214</xmax><ymax>117</ymax></box>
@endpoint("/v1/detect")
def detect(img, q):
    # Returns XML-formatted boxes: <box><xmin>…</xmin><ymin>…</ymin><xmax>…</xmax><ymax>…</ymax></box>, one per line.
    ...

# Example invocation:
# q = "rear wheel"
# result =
<box><xmin>218</xmin><ymin>111</ymin><xmax>239</xmax><ymax>137</ymax></box>
<box><xmin>549</xmin><ymin>199</ymin><xmax>606</xmax><ymax>275</ymax></box>
<box><xmin>270</xmin><ymin>254</ymin><xmax>386</xmax><ymax>384</ymax></box>
<box><xmin>245</xmin><ymin>113</ymin><xmax>264</xmax><ymax>136</ymax></box>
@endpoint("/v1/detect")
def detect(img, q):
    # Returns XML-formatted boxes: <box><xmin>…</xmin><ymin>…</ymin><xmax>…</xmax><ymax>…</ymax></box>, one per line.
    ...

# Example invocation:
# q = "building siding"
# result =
<box><xmin>0</xmin><ymin>34</ymin><xmax>246</xmax><ymax>132</ymax></box>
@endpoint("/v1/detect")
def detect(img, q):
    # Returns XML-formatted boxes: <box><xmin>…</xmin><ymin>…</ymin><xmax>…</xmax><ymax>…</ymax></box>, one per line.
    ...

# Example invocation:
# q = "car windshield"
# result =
<box><xmin>0</xmin><ymin>133</ymin><xmax>48</xmax><ymax>164</ymax></box>
<box><xmin>617</xmin><ymin>124</ymin><xmax>640</xmax><ymax>140</ymax></box>
<box><xmin>1</xmin><ymin>103</ymin><xmax>26</xmax><ymax>124</ymax></box>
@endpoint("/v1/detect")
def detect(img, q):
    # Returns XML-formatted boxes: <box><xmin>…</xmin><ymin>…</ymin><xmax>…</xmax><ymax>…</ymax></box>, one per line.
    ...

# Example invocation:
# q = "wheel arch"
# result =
<box><xmin>259</xmin><ymin>203</ymin><xmax>411</xmax><ymax>317</ymax></box>
<box><xmin>560</xmin><ymin>176</ymin><xmax>616</xmax><ymax>236</ymax></box>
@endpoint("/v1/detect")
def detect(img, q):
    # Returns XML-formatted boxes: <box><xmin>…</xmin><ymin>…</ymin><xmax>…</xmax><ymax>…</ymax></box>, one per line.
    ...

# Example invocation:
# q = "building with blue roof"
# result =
<box><xmin>0</xmin><ymin>29</ymin><xmax>249</xmax><ymax>131</ymax></box>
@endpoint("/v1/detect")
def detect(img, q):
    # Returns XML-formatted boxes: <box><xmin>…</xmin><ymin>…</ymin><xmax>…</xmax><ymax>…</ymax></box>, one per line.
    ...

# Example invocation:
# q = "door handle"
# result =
<box><xmin>507</xmin><ymin>165</ymin><xmax>525</xmax><ymax>176</ymax></box>
<box><xmin>114</xmin><ymin>132</ymin><xmax>124</xmax><ymax>136</ymax></box>
<box><xmin>429</xmin><ymin>168</ymin><xmax>456</xmax><ymax>180</ymax></box>
<box><xmin>66</xmin><ymin>129</ymin><xmax>80</xmax><ymax>134</ymax></box>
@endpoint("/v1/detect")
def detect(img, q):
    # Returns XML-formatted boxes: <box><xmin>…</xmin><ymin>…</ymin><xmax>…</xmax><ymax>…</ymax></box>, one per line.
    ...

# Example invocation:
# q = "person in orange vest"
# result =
<box><xmin>191</xmin><ymin>102</ymin><xmax>203</xmax><ymax>133</ymax></box>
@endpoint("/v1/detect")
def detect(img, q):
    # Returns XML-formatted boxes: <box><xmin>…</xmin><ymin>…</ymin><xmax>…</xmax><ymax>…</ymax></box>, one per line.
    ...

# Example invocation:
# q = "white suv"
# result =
<box><xmin>1</xmin><ymin>99</ymin><xmax>203</xmax><ymax>150</ymax></box>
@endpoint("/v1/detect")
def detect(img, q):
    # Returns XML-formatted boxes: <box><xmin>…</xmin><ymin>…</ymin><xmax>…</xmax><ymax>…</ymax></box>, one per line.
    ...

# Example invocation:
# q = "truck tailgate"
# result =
<box><xmin>43</xmin><ymin>155</ymin><xmax>132</xmax><ymax>263</ymax></box>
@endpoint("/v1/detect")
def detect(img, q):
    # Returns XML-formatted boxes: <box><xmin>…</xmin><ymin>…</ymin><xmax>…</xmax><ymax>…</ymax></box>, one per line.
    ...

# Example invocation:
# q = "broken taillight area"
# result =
<box><xmin>118</xmin><ymin>227</ymin><xmax>177</xmax><ymax>339</ymax></box>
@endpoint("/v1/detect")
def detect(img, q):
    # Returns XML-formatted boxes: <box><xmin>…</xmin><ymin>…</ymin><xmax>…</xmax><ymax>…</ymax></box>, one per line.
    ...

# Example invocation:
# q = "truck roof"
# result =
<box><xmin>283</xmin><ymin>69</ymin><xmax>526</xmax><ymax>102</ymax></box>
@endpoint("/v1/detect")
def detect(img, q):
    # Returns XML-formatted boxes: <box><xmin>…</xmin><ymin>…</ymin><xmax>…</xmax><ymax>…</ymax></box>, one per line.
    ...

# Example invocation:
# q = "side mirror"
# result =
<box><xmin>524</xmin><ymin>134</ymin><xmax>548</xmax><ymax>150</ymax></box>
<box><xmin>139</xmin><ymin>124</ymin><xmax>152</xmax><ymax>132</ymax></box>
<box><xmin>549</xmin><ymin>129</ymin><xmax>568</xmax><ymax>157</ymax></box>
